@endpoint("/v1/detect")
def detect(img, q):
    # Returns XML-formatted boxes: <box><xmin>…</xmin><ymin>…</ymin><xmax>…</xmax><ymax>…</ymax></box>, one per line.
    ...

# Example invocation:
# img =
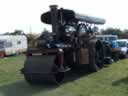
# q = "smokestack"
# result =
<box><xmin>49</xmin><ymin>5</ymin><xmax>59</xmax><ymax>41</ymax></box>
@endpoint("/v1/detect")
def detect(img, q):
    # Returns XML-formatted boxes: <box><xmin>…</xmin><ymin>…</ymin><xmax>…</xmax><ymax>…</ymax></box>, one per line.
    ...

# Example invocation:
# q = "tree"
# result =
<box><xmin>102</xmin><ymin>28</ymin><xmax>122</xmax><ymax>36</ymax></box>
<box><xmin>4</xmin><ymin>30</ymin><xmax>25</xmax><ymax>35</ymax></box>
<box><xmin>27</xmin><ymin>33</ymin><xmax>38</xmax><ymax>48</ymax></box>
<box><xmin>102</xmin><ymin>28</ymin><xmax>128</xmax><ymax>39</ymax></box>
<box><xmin>102</xmin><ymin>28</ymin><xmax>123</xmax><ymax>38</ymax></box>
<box><xmin>120</xmin><ymin>31</ymin><xmax>128</xmax><ymax>39</ymax></box>
<box><xmin>4</xmin><ymin>32</ymin><xmax>11</xmax><ymax>35</ymax></box>
<box><xmin>11</xmin><ymin>30</ymin><xmax>24</xmax><ymax>35</ymax></box>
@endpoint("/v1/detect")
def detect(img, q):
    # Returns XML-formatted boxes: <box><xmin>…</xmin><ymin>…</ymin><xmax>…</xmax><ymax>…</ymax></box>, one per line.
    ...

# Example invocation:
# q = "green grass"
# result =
<box><xmin>0</xmin><ymin>55</ymin><xmax>128</xmax><ymax>96</ymax></box>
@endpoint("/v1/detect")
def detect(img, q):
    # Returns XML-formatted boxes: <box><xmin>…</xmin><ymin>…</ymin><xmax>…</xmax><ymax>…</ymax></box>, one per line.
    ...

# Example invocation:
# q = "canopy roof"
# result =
<box><xmin>41</xmin><ymin>9</ymin><xmax>106</xmax><ymax>25</ymax></box>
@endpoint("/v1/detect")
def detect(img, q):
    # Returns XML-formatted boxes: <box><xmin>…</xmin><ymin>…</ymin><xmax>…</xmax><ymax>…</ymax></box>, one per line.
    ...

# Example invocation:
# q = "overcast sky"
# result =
<box><xmin>0</xmin><ymin>0</ymin><xmax>128</xmax><ymax>34</ymax></box>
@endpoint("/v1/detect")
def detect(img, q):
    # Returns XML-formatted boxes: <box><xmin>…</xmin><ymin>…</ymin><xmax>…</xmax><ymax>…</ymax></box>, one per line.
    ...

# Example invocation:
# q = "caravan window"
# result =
<box><xmin>0</xmin><ymin>41</ymin><xmax>4</xmax><ymax>48</ymax></box>
<box><xmin>17</xmin><ymin>41</ymin><xmax>21</xmax><ymax>45</ymax></box>
<box><xmin>5</xmin><ymin>42</ymin><xmax>12</xmax><ymax>48</ymax></box>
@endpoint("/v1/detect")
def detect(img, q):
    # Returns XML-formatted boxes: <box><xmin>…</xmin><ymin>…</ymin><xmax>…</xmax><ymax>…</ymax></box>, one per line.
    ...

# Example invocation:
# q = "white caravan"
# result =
<box><xmin>0</xmin><ymin>35</ymin><xmax>28</xmax><ymax>57</ymax></box>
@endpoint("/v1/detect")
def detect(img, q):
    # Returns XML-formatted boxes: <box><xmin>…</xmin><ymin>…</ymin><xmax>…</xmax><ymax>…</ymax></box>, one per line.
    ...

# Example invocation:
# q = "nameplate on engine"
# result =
<box><xmin>32</xmin><ymin>53</ymin><xmax>42</xmax><ymax>56</ymax></box>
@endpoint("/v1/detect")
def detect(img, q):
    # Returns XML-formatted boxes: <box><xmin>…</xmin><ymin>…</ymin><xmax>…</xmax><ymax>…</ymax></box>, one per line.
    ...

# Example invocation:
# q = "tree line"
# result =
<box><xmin>101</xmin><ymin>28</ymin><xmax>128</xmax><ymax>39</ymax></box>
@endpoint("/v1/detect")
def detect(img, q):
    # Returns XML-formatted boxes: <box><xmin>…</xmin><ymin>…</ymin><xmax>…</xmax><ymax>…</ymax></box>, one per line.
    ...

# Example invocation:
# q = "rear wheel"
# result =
<box><xmin>88</xmin><ymin>62</ymin><xmax>99</xmax><ymax>72</ymax></box>
<box><xmin>95</xmin><ymin>49</ymin><xmax>104</xmax><ymax>68</ymax></box>
<box><xmin>88</xmin><ymin>40</ymin><xmax>104</xmax><ymax>72</ymax></box>
<box><xmin>95</xmin><ymin>40</ymin><xmax>104</xmax><ymax>68</ymax></box>
<box><xmin>54</xmin><ymin>72</ymin><xmax>64</xmax><ymax>84</ymax></box>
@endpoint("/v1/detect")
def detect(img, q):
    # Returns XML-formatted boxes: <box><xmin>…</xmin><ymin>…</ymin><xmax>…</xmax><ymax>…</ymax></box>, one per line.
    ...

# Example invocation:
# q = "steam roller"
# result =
<box><xmin>21</xmin><ymin>5</ymin><xmax>108</xmax><ymax>84</ymax></box>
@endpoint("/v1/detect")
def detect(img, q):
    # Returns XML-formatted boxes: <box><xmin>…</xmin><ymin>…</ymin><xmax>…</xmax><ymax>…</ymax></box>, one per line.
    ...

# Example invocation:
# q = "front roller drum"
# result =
<box><xmin>23</xmin><ymin>71</ymin><xmax>64</xmax><ymax>84</ymax></box>
<box><xmin>22</xmin><ymin>50</ymin><xmax>66</xmax><ymax>84</ymax></box>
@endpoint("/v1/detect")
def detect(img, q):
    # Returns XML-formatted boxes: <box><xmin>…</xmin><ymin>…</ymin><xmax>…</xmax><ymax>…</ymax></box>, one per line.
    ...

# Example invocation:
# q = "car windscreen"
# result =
<box><xmin>117</xmin><ymin>41</ymin><xmax>127</xmax><ymax>47</ymax></box>
<box><xmin>96</xmin><ymin>37</ymin><xmax>103</xmax><ymax>41</ymax></box>
<box><xmin>108</xmin><ymin>37</ymin><xmax>117</xmax><ymax>41</ymax></box>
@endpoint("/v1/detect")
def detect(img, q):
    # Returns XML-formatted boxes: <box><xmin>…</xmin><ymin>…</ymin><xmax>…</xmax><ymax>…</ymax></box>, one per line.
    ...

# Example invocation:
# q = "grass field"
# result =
<box><xmin>0</xmin><ymin>55</ymin><xmax>128</xmax><ymax>96</ymax></box>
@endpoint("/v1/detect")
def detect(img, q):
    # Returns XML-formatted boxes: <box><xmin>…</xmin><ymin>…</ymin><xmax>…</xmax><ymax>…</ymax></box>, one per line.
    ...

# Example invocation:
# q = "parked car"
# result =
<box><xmin>96</xmin><ymin>35</ymin><xmax>120</xmax><ymax>62</ymax></box>
<box><xmin>96</xmin><ymin>35</ymin><xmax>118</xmax><ymax>42</ymax></box>
<box><xmin>0</xmin><ymin>35</ymin><xmax>28</xmax><ymax>57</ymax></box>
<box><xmin>112</xmin><ymin>39</ymin><xmax>128</xmax><ymax>58</ymax></box>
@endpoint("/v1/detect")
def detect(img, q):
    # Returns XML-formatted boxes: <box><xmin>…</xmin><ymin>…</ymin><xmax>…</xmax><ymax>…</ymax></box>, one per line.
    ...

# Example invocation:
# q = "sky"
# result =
<box><xmin>0</xmin><ymin>0</ymin><xmax>128</xmax><ymax>34</ymax></box>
